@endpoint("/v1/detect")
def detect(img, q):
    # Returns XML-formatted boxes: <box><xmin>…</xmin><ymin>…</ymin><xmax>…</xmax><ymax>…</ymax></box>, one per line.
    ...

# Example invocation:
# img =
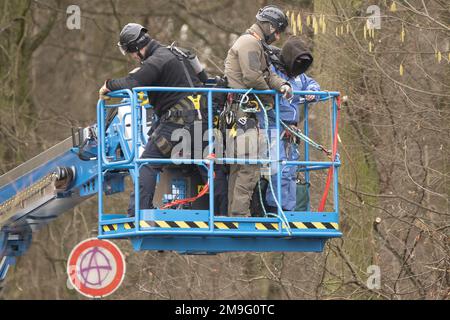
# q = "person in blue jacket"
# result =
<box><xmin>258</xmin><ymin>37</ymin><xmax>320</xmax><ymax>212</ymax></box>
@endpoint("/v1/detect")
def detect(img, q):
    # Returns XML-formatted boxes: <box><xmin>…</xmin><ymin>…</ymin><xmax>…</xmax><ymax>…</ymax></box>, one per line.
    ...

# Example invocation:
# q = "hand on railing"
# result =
<box><xmin>280</xmin><ymin>84</ymin><xmax>293</xmax><ymax>100</ymax></box>
<box><xmin>99</xmin><ymin>81</ymin><xmax>111</xmax><ymax>100</ymax></box>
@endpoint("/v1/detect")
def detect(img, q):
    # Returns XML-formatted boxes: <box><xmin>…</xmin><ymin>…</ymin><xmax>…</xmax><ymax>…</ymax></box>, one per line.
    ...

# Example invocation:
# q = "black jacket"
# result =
<box><xmin>107</xmin><ymin>40</ymin><xmax>202</xmax><ymax>117</ymax></box>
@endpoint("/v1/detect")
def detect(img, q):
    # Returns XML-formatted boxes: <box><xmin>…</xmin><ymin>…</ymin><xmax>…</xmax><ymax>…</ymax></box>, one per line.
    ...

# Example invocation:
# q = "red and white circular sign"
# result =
<box><xmin>67</xmin><ymin>238</ymin><xmax>126</xmax><ymax>298</ymax></box>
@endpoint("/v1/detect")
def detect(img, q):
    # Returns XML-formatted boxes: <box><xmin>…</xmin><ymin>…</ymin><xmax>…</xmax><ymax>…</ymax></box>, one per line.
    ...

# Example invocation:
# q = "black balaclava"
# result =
<box><xmin>279</xmin><ymin>37</ymin><xmax>314</xmax><ymax>78</ymax></box>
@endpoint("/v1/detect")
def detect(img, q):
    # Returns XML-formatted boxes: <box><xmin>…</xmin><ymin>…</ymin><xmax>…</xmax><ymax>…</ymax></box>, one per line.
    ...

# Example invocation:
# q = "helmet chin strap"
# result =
<box><xmin>265</xmin><ymin>32</ymin><xmax>277</xmax><ymax>45</ymax></box>
<box><xmin>138</xmin><ymin>51</ymin><xmax>145</xmax><ymax>62</ymax></box>
<box><xmin>264</xmin><ymin>25</ymin><xmax>278</xmax><ymax>44</ymax></box>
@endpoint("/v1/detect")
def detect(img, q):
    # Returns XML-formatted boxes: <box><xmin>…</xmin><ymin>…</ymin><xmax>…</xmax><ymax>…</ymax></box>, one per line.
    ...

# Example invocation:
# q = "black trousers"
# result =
<box><xmin>127</xmin><ymin>120</ymin><xmax>208</xmax><ymax>216</ymax></box>
<box><xmin>214</xmin><ymin>164</ymin><xmax>229</xmax><ymax>216</ymax></box>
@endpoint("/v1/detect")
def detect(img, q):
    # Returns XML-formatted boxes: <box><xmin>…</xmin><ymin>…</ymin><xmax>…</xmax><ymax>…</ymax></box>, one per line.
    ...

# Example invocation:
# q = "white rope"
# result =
<box><xmin>253</xmin><ymin>93</ymin><xmax>293</xmax><ymax>236</ymax></box>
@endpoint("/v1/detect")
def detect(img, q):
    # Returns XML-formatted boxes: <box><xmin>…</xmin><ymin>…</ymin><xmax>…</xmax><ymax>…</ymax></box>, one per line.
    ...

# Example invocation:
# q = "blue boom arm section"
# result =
<box><xmin>0</xmin><ymin>104</ymin><xmax>133</xmax><ymax>285</ymax></box>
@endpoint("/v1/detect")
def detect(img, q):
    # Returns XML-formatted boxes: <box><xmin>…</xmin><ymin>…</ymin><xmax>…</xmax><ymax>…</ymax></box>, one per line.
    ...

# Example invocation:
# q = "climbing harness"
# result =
<box><xmin>188</xmin><ymin>94</ymin><xmax>203</xmax><ymax>120</ymax></box>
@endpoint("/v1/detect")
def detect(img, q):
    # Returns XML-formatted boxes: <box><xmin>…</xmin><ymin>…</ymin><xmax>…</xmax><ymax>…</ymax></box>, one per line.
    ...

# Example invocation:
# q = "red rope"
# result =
<box><xmin>318</xmin><ymin>96</ymin><xmax>341</xmax><ymax>212</ymax></box>
<box><xmin>161</xmin><ymin>154</ymin><xmax>216</xmax><ymax>209</ymax></box>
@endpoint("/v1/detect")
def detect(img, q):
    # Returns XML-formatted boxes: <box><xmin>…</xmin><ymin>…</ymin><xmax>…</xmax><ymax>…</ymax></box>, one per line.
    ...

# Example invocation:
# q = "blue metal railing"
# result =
<box><xmin>97</xmin><ymin>87</ymin><xmax>341</xmax><ymax>236</ymax></box>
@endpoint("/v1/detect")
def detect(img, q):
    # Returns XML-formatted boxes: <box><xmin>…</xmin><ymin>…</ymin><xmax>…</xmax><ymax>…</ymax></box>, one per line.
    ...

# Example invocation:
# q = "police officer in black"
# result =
<box><xmin>99</xmin><ymin>23</ymin><xmax>208</xmax><ymax>216</ymax></box>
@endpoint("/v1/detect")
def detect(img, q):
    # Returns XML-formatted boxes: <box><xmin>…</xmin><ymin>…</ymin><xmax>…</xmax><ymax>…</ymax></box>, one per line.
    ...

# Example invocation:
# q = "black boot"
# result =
<box><xmin>265</xmin><ymin>205</ymin><xmax>278</xmax><ymax>214</ymax></box>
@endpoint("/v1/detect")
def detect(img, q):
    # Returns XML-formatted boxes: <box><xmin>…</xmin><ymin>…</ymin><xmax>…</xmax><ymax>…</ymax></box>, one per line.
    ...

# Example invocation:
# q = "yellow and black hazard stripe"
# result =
<box><xmin>103</xmin><ymin>221</ymin><xmax>338</xmax><ymax>232</ymax></box>
<box><xmin>139</xmin><ymin>220</ymin><xmax>209</xmax><ymax>229</ymax></box>
<box><xmin>103</xmin><ymin>222</ymin><xmax>135</xmax><ymax>232</ymax></box>
<box><xmin>255</xmin><ymin>222</ymin><xmax>339</xmax><ymax>231</ymax></box>
<box><xmin>124</xmin><ymin>222</ymin><xmax>135</xmax><ymax>230</ymax></box>
<box><xmin>255</xmin><ymin>222</ymin><xmax>279</xmax><ymax>230</ymax></box>
<box><xmin>287</xmin><ymin>222</ymin><xmax>339</xmax><ymax>230</ymax></box>
<box><xmin>102</xmin><ymin>224</ymin><xmax>118</xmax><ymax>232</ymax></box>
<box><xmin>214</xmin><ymin>222</ymin><xmax>239</xmax><ymax>230</ymax></box>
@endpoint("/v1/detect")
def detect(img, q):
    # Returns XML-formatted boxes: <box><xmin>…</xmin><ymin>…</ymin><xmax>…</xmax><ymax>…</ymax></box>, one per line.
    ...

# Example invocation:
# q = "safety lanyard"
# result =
<box><xmin>167</xmin><ymin>43</ymin><xmax>195</xmax><ymax>88</ymax></box>
<box><xmin>248</xmin><ymin>31</ymin><xmax>276</xmax><ymax>68</ymax></box>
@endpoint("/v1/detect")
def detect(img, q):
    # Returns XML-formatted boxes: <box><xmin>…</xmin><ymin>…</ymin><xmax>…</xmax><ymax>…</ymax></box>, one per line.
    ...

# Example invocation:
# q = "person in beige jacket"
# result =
<box><xmin>224</xmin><ymin>5</ymin><xmax>292</xmax><ymax>217</ymax></box>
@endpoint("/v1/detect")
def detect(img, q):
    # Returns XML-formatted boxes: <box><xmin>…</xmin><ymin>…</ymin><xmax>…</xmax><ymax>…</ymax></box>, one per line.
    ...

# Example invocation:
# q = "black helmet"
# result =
<box><xmin>256</xmin><ymin>5</ymin><xmax>289</xmax><ymax>33</ymax></box>
<box><xmin>118</xmin><ymin>23</ymin><xmax>151</xmax><ymax>55</ymax></box>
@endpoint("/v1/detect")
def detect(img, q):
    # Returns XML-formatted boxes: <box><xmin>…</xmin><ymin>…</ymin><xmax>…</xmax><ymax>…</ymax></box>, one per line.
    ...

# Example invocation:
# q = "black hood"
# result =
<box><xmin>279</xmin><ymin>37</ymin><xmax>313</xmax><ymax>78</ymax></box>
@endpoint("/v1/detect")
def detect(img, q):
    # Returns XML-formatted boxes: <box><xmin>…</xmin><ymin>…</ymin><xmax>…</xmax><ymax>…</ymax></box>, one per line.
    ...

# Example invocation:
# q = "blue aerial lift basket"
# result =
<box><xmin>96</xmin><ymin>87</ymin><xmax>342</xmax><ymax>254</ymax></box>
